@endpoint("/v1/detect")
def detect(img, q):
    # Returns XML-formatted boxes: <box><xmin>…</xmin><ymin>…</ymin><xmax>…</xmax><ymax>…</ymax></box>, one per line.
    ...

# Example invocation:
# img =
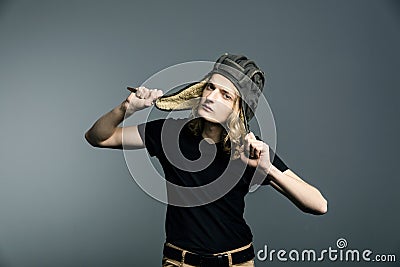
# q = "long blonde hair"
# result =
<box><xmin>187</xmin><ymin>88</ymin><xmax>247</xmax><ymax>160</ymax></box>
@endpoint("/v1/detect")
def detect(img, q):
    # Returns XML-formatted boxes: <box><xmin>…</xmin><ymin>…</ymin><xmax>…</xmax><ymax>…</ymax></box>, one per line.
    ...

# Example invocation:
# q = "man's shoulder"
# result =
<box><xmin>142</xmin><ymin>117</ymin><xmax>191</xmax><ymax>133</ymax></box>
<box><xmin>144</xmin><ymin>117</ymin><xmax>189</xmax><ymax>125</ymax></box>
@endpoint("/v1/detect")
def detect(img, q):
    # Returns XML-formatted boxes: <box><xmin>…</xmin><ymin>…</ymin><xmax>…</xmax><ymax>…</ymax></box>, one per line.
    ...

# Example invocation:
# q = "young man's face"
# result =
<box><xmin>197</xmin><ymin>73</ymin><xmax>240</xmax><ymax>124</ymax></box>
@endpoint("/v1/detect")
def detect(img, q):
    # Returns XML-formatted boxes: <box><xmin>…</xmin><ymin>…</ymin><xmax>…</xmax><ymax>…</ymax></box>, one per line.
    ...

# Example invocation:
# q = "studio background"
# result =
<box><xmin>0</xmin><ymin>0</ymin><xmax>399</xmax><ymax>266</ymax></box>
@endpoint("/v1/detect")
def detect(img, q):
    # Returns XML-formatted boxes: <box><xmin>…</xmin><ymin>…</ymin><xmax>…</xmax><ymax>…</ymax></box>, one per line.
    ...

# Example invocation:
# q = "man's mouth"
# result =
<box><xmin>201</xmin><ymin>104</ymin><xmax>213</xmax><ymax>112</ymax></box>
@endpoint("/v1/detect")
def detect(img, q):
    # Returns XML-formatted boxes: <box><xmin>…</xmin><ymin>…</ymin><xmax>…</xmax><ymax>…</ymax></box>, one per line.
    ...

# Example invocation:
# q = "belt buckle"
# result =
<box><xmin>199</xmin><ymin>253</ymin><xmax>229</xmax><ymax>267</ymax></box>
<box><xmin>217</xmin><ymin>254</ymin><xmax>229</xmax><ymax>266</ymax></box>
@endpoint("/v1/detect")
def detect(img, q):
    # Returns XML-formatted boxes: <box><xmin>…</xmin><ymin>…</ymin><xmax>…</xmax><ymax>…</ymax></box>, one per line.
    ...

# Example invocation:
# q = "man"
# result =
<box><xmin>85</xmin><ymin>54</ymin><xmax>328</xmax><ymax>267</ymax></box>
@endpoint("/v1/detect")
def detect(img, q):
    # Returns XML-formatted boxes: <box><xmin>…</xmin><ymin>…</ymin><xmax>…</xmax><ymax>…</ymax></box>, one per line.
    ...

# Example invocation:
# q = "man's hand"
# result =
<box><xmin>240</xmin><ymin>132</ymin><xmax>272</xmax><ymax>174</ymax></box>
<box><xmin>123</xmin><ymin>86</ymin><xmax>163</xmax><ymax>116</ymax></box>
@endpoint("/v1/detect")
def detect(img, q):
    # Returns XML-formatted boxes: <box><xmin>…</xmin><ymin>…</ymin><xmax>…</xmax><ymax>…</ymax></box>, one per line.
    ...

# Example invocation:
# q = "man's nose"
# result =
<box><xmin>205</xmin><ymin>89</ymin><xmax>219</xmax><ymax>102</ymax></box>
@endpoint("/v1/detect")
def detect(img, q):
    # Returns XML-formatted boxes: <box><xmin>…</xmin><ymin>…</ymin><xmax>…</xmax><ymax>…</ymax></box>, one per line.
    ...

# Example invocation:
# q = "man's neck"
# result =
<box><xmin>201</xmin><ymin>120</ymin><xmax>223</xmax><ymax>144</ymax></box>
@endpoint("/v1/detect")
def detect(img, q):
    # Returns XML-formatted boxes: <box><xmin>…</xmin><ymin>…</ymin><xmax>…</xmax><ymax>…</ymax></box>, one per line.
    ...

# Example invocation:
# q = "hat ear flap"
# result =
<box><xmin>155</xmin><ymin>80</ymin><xmax>207</xmax><ymax>111</ymax></box>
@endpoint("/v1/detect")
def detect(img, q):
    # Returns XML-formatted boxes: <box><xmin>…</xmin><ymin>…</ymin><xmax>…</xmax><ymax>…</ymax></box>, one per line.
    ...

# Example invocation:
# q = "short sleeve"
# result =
<box><xmin>137</xmin><ymin>118</ymin><xmax>166</xmax><ymax>157</ymax></box>
<box><xmin>260</xmin><ymin>147</ymin><xmax>289</xmax><ymax>185</ymax></box>
<box><xmin>270</xmin><ymin>147</ymin><xmax>289</xmax><ymax>172</ymax></box>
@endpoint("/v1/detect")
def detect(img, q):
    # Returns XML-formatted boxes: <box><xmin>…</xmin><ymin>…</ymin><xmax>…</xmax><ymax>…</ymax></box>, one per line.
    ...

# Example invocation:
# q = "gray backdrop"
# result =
<box><xmin>0</xmin><ymin>0</ymin><xmax>399</xmax><ymax>266</ymax></box>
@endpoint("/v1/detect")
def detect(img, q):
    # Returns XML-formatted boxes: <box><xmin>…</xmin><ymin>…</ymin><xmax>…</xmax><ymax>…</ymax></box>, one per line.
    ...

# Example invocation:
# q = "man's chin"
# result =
<box><xmin>198</xmin><ymin>114</ymin><xmax>220</xmax><ymax>124</ymax></box>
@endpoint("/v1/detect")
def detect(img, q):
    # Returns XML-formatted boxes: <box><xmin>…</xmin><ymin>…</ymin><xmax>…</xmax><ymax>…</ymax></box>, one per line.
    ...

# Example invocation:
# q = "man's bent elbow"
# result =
<box><xmin>85</xmin><ymin>131</ymin><xmax>101</xmax><ymax>147</ymax></box>
<box><xmin>314</xmin><ymin>198</ymin><xmax>328</xmax><ymax>215</ymax></box>
<box><xmin>302</xmin><ymin>198</ymin><xmax>328</xmax><ymax>215</ymax></box>
<box><xmin>312</xmin><ymin>189</ymin><xmax>328</xmax><ymax>215</ymax></box>
<box><xmin>319</xmin><ymin>198</ymin><xmax>328</xmax><ymax>214</ymax></box>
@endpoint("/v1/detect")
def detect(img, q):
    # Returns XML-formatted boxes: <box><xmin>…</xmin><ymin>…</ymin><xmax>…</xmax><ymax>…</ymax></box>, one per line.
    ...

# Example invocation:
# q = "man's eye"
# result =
<box><xmin>224</xmin><ymin>94</ymin><xmax>232</xmax><ymax>99</ymax></box>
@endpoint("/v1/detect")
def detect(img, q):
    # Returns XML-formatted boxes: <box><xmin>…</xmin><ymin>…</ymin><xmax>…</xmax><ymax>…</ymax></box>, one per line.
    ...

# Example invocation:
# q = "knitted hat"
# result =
<box><xmin>155</xmin><ymin>53</ymin><xmax>265</xmax><ymax>133</ymax></box>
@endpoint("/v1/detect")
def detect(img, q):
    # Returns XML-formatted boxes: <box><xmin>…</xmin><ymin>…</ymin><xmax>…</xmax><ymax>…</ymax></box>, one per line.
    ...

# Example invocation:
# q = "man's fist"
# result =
<box><xmin>123</xmin><ymin>86</ymin><xmax>163</xmax><ymax>116</ymax></box>
<box><xmin>240</xmin><ymin>132</ymin><xmax>271</xmax><ymax>173</ymax></box>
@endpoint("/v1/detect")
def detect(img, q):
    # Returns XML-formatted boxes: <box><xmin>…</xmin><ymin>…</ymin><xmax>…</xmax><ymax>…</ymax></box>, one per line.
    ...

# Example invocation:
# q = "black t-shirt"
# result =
<box><xmin>137</xmin><ymin>118</ymin><xmax>288</xmax><ymax>254</ymax></box>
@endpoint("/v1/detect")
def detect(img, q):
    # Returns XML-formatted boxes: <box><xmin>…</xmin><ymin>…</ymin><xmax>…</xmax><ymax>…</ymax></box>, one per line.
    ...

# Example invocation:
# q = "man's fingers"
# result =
<box><xmin>135</xmin><ymin>87</ymin><xmax>150</xmax><ymax>99</ymax></box>
<box><xmin>134</xmin><ymin>87</ymin><xmax>163</xmax><ymax>103</ymax></box>
<box><xmin>135</xmin><ymin>86</ymin><xmax>144</xmax><ymax>98</ymax></box>
<box><xmin>249</xmin><ymin>143</ymin><xmax>259</xmax><ymax>158</ymax></box>
<box><xmin>248</xmin><ymin>141</ymin><xmax>266</xmax><ymax>159</ymax></box>
<box><xmin>148</xmin><ymin>89</ymin><xmax>157</xmax><ymax>104</ymax></box>
<box><xmin>143</xmin><ymin>88</ymin><xmax>152</xmax><ymax>99</ymax></box>
<box><xmin>252</xmin><ymin>144</ymin><xmax>263</xmax><ymax>159</ymax></box>
<box><xmin>152</xmin><ymin>89</ymin><xmax>164</xmax><ymax>101</ymax></box>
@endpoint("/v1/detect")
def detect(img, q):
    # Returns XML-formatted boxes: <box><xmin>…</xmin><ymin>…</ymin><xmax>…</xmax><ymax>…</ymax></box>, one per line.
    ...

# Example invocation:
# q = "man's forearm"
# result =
<box><xmin>85</xmin><ymin>102</ymin><xmax>130</xmax><ymax>145</ymax></box>
<box><xmin>268</xmin><ymin>165</ymin><xmax>327</xmax><ymax>214</ymax></box>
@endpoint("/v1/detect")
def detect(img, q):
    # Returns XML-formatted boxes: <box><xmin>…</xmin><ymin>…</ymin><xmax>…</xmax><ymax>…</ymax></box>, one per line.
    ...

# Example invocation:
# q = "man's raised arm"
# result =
<box><xmin>84</xmin><ymin>87</ymin><xmax>163</xmax><ymax>149</ymax></box>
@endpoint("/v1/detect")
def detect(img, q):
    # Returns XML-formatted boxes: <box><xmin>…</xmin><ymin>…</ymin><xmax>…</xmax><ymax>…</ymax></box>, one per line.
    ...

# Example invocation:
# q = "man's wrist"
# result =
<box><xmin>264</xmin><ymin>164</ymin><xmax>279</xmax><ymax>181</ymax></box>
<box><xmin>119</xmin><ymin>101</ymin><xmax>128</xmax><ymax>113</ymax></box>
<box><xmin>119</xmin><ymin>101</ymin><xmax>136</xmax><ymax>117</ymax></box>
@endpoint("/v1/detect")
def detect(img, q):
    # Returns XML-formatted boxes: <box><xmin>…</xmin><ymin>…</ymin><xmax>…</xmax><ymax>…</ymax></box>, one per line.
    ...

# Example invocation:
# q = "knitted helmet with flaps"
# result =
<box><xmin>155</xmin><ymin>53</ymin><xmax>265</xmax><ymax>133</ymax></box>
